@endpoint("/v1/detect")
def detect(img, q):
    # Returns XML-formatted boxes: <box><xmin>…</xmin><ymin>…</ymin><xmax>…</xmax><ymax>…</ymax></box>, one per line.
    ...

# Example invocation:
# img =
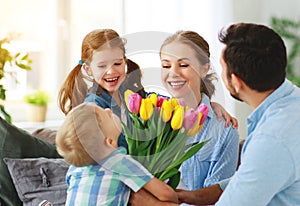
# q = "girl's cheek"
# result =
<box><xmin>92</xmin><ymin>69</ymin><xmax>104</xmax><ymax>81</ymax></box>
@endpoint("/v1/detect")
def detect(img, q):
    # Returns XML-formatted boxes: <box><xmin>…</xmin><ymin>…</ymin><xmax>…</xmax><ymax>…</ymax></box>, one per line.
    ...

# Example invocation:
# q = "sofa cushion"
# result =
<box><xmin>0</xmin><ymin>117</ymin><xmax>61</xmax><ymax>206</ymax></box>
<box><xmin>4</xmin><ymin>158</ymin><xmax>68</xmax><ymax>206</ymax></box>
<box><xmin>32</xmin><ymin>128</ymin><xmax>57</xmax><ymax>145</ymax></box>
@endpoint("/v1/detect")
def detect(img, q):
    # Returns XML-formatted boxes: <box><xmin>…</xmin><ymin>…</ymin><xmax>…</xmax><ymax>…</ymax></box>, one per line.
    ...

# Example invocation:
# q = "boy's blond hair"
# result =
<box><xmin>56</xmin><ymin>103</ymin><xmax>120</xmax><ymax>167</ymax></box>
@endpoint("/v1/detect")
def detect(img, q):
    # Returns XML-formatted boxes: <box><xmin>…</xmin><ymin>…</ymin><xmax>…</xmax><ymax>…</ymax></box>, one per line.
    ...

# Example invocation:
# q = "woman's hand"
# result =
<box><xmin>211</xmin><ymin>102</ymin><xmax>238</xmax><ymax>128</ymax></box>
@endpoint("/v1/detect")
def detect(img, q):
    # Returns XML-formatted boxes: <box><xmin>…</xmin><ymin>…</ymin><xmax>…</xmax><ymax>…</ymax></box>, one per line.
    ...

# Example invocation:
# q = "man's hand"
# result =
<box><xmin>176</xmin><ymin>184</ymin><xmax>223</xmax><ymax>205</ymax></box>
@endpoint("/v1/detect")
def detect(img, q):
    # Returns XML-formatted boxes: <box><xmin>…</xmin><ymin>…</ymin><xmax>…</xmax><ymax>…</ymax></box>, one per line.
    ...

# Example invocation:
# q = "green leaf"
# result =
<box><xmin>166</xmin><ymin>171</ymin><xmax>181</xmax><ymax>190</ymax></box>
<box><xmin>24</xmin><ymin>89</ymin><xmax>50</xmax><ymax>106</ymax></box>
<box><xmin>164</xmin><ymin>139</ymin><xmax>210</xmax><ymax>172</ymax></box>
<box><xmin>0</xmin><ymin>104</ymin><xmax>12</xmax><ymax>123</ymax></box>
<box><xmin>151</xmin><ymin>133</ymin><xmax>188</xmax><ymax>174</ymax></box>
<box><xmin>129</xmin><ymin>113</ymin><xmax>144</xmax><ymax>129</ymax></box>
<box><xmin>159</xmin><ymin>167</ymin><xmax>179</xmax><ymax>182</ymax></box>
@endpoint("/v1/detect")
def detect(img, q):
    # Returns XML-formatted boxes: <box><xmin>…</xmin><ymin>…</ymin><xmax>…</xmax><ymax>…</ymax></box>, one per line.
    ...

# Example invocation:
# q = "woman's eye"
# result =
<box><xmin>180</xmin><ymin>64</ymin><xmax>188</xmax><ymax>68</ymax></box>
<box><xmin>162</xmin><ymin>65</ymin><xmax>171</xmax><ymax>69</ymax></box>
<box><xmin>98</xmin><ymin>65</ymin><xmax>106</xmax><ymax>69</ymax></box>
<box><xmin>114</xmin><ymin>62</ymin><xmax>122</xmax><ymax>66</ymax></box>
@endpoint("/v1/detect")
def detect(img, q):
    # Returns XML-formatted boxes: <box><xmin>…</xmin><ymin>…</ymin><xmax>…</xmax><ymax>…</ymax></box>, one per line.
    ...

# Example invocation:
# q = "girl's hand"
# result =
<box><xmin>211</xmin><ymin>102</ymin><xmax>238</xmax><ymax>128</ymax></box>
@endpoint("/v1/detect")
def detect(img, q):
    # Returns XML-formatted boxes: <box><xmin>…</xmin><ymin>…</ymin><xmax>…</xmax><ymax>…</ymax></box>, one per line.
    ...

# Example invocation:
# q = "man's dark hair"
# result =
<box><xmin>218</xmin><ymin>23</ymin><xmax>287</xmax><ymax>92</ymax></box>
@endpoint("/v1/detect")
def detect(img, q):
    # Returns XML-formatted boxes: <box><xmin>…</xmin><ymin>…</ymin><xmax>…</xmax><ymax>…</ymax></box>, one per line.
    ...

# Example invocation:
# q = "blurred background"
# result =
<box><xmin>0</xmin><ymin>0</ymin><xmax>299</xmax><ymax>137</ymax></box>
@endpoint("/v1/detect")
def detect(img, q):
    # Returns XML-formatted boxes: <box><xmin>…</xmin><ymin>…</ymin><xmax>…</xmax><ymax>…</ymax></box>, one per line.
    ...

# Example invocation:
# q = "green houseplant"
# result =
<box><xmin>24</xmin><ymin>89</ymin><xmax>50</xmax><ymax>122</ymax></box>
<box><xmin>270</xmin><ymin>17</ymin><xmax>300</xmax><ymax>87</ymax></box>
<box><xmin>0</xmin><ymin>34</ymin><xmax>32</xmax><ymax>122</ymax></box>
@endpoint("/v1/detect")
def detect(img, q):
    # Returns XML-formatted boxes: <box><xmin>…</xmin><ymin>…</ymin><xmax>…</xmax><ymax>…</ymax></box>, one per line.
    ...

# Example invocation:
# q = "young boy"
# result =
<box><xmin>56</xmin><ymin>102</ymin><xmax>178</xmax><ymax>205</ymax></box>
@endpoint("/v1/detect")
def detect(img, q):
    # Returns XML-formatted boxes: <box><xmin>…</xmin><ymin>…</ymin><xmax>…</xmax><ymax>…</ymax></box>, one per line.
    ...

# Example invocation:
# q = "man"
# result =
<box><xmin>130</xmin><ymin>23</ymin><xmax>300</xmax><ymax>206</ymax></box>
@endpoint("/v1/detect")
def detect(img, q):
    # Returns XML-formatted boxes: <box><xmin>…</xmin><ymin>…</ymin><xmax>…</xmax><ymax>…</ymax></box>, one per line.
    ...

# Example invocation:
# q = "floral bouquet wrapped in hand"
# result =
<box><xmin>123</xmin><ymin>90</ymin><xmax>210</xmax><ymax>189</ymax></box>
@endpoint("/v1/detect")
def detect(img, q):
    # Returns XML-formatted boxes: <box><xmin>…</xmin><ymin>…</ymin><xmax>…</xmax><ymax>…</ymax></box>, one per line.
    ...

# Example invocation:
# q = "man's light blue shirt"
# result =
<box><xmin>217</xmin><ymin>80</ymin><xmax>300</xmax><ymax>206</ymax></box>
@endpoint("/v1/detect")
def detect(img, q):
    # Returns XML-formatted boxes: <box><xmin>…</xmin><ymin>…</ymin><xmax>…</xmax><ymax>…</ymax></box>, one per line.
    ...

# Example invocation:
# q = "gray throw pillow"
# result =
<box><xmin>3</xmin><ymin>158</ymin><xmax>69</xmax><ymax>206</ymax></box>
<box><xmin>0</xmin><ymin>117</ymin><xmax>61</xmax><ymax>206</ymax></box>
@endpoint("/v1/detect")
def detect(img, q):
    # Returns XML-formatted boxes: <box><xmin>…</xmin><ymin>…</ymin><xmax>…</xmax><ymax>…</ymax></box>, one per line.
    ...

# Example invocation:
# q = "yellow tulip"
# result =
<box><xmin>161</xmin><ymin>100</ymin><xmax>173</xmax><ymax>122</ymax></box>
<box><xmin>140</xmin><ymin>98</ymin><xmax>154</xmax><ymax>121</ymax></box>
<box><xmin>171</xmin><ymin>105</ymin><xmax>184</xmax><ymax>130</ymax></box>
<box><xmin>124</xmin><ymin>89</ymin><xmax>134</xmax><ymax>110</ymax></box>
<box><xmin>171</xmin><ymin>98</ymin><xmax>179</xmax><ymax>108</ymax></box>
<box><xmin>188</xmin><ymin>112</ymin><xmax>202</xmax><ymax>136</ymax></box>
<box><xmin>149</xmin><ymin>93</ymin><xmax>158</xmax><ymax>107</ymax></box>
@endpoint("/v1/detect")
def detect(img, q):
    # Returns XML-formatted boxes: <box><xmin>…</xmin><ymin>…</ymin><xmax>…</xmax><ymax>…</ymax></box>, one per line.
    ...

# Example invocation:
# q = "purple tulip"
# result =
<box><xmin>197</xmin><ymin>104</ymin><xmax>209</xmax><ymax>125</ymax></box>
<box><xmin>128</xmin><ymin>93</ymin><xmax>142</xmax><ymax>114</ymax></box>
<box><xmin>183</xmin><ymin>108</ymin><xmax>198</xmax><ymax>129</ymax></box>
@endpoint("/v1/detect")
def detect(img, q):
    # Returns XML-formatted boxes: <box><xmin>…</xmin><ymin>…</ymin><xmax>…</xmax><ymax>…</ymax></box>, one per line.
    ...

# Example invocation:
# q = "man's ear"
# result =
<box><xmin>231</xmin><ymin>73</ymin><xmax>243</xmax><ymax>92</ymax></box>
<box><xmin>83</xmin><ymin>63</ymin><xmax>92</xmax><ymax>76</ymax></box>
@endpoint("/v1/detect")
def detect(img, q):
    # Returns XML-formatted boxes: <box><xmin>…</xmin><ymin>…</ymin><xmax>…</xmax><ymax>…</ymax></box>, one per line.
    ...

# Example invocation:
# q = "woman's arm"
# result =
<box><xmin>142</xmin><ymin>177</ymin><xmax>178</xmax><ymax>203</ymax></box>
<box><xmin>211</xmin><ymin>102</ymin><xmax>238</xmax><ymax>128</ymax></box>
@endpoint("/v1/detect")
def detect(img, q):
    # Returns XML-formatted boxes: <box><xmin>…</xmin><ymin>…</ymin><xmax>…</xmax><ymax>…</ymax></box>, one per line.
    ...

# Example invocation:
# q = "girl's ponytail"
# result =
<box><xmin>58</xmin><ymin>65</ymin><xmax>88</xmax><ymax>115</ymax></box>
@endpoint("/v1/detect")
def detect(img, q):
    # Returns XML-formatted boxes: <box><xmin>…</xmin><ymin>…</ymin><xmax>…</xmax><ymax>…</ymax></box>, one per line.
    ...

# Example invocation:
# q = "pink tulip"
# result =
<box><xmin>183</xmin><ymin>108</ymin><xmax>198</xmax><ymax>129</ymax></box>
<box><xmin>196</xmin><ymin>104</ymin><xmax>209</xmax><ymax>125</ymax></box>
<box><xmin>179</xmin><ymin>100</ymin><xmax>186</xmax><ymax>107</ymax></box>
<box><xmin>128</xmin><ymin>93</ymin><xmax>142</xmax><ymax>114</ymax></box>
<box><xmin>157</xmin><ymin>96</ymin><xmax>169</xmax><ymax>108</ymax></box>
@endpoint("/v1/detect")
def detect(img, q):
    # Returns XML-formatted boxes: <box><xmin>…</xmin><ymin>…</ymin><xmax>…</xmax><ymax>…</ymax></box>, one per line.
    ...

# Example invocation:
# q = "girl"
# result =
<box><xmin>58</xmin><ymin>29</ymin><xmax>145</xmax><ymax>148</ymax></box>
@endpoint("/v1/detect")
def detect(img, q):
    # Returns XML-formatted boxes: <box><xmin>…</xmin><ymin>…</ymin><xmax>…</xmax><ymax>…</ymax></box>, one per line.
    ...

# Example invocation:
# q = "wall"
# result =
<box><xmin>1</xmin><ymin>0</ymin><xmax>299</xmax><ymax>132</ymax></box>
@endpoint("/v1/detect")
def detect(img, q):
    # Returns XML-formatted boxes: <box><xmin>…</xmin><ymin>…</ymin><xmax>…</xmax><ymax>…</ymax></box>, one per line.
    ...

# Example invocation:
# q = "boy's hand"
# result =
<box><xmin>130</xmin><ymin>189</ymin><xmax>179</xmax><ymax>206</ymax></box>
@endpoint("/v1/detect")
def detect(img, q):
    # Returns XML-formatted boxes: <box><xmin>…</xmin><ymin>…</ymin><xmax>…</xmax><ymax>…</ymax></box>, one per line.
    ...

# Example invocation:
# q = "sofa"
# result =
<box><xmin>0</xmin><ymin>117</ymin><xmax>246</xmax><ymax>206</ymax></box>
<box><xmin>0</xmin><ymin>117</ymin><xmax>68</xmax><ymax>206</ymax></box>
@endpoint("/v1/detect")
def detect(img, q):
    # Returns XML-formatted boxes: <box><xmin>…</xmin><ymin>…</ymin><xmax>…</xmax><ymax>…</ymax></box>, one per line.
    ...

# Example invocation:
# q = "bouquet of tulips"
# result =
<box><xmin>123</xmin><ymin>90</ymin><xmax>210</xmax><ymax>189</ymax></box>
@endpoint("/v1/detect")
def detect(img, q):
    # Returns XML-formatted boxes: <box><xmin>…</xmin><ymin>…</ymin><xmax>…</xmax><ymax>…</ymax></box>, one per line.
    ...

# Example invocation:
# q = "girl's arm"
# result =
<box><xmin>142</xmin><ymin>177</ymin><xmax>178</xmax><ymax>203</ymax></box>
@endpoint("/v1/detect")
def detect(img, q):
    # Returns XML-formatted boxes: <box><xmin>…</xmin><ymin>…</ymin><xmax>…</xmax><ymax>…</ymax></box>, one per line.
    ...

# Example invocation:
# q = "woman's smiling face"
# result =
<box><xmin>86</xmin><ymin>47</ymin><xmax>126</xmax><ymax>95</ymax></box>
<box><xmin>160</xmin><ymin>41</ymin><xmax>204</xmax><ymax>101</ymax></box>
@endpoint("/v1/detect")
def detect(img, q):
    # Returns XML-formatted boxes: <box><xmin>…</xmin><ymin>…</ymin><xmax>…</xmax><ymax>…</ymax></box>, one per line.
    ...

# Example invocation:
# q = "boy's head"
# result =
<box><xmin>56</xmin><ymin>103</ymin><xmax>122</xmax><ymax>167</ymax></box>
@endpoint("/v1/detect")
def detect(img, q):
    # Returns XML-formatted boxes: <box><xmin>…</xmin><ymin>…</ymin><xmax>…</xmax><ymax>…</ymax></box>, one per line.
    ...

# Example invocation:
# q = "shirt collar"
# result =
<box><xmin>247</xmin><ymin>79</ymin><xmax>294</xmax><ymax>131</ymax></box>
<box><xmin>97</xmin><ymin>146</ymin><xmax>127</xmax><ymax>166</ymax></box>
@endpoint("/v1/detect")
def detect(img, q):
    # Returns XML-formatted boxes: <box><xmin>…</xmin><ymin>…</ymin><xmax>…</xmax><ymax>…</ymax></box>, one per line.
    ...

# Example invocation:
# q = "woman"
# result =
<box><xmin>130</xmin><ymin>30</ymin><xmax>239</xmax><ymax>206</ymax></box>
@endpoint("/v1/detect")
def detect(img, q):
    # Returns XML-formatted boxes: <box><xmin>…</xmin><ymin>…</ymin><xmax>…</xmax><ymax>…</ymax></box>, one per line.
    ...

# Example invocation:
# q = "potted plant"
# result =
<box><xmin>270</xmin><ymin>17</ymin><xmax>300</xmax><ymax>87</ymax></box>
<box><xmin>0</xmin><ymin>33</ymin><xmax>32</xmax><ymax>122</ymax></box>
<box><xmin>24</xmin><ymin>89</ymin><xmax>50</xmax><ymax>122</ymax></box>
